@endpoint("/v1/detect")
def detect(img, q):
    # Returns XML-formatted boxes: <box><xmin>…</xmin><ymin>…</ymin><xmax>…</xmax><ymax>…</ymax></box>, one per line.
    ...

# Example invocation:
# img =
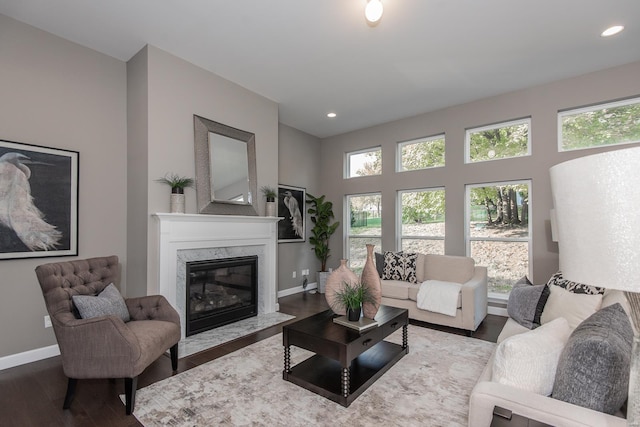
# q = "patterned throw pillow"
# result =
<box><xmin>382</xmin><ymin>251</ymin><xmax>418</xmax><ymax>283</ymax></box>
<box><xmin>547</xmin><ymin>271</ymin><xmax>605</xmax><ymax>295</ymax></box>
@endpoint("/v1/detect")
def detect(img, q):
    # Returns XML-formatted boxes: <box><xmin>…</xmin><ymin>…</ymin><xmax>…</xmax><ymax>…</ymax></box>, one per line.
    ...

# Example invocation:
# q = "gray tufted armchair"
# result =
<box><xmin>34</xmin><ymin>255</ymin><xmax>181</xmax><ymax>415</ymax></box>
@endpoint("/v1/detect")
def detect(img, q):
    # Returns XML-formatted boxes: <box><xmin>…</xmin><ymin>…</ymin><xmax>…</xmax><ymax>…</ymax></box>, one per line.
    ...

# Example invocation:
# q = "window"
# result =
<box><xmin>466</xmin><ymin>118</ymin><xmax>531</xmax><ymax>163</ymax></box>
<box><xmin>346</xmin><ymin>193</ymin><xmax>382</xmax><ymax>274</ymax></box>
<box><xmin>397</xmin><ymin>135</ymin><xmax>445</xmax><ymax>171</ymax></box>
<box><xmin>466</xmin><ymin>181</ymin><xmax>531</xmax><ymax>297</ymax></box>
<box><xmin>559</xmin><ymin>97</ymin><xmax>640</xmax><ymax>152</ymax></box>
<box><xmin>398</xmin><ymin>188</ymin><xmax>445</xmax><ymax>254</ymax></box>
<box><xmin>346</xmin><ymin>147</ymin><xmax>381</xmax><ymax>178</ymax></box>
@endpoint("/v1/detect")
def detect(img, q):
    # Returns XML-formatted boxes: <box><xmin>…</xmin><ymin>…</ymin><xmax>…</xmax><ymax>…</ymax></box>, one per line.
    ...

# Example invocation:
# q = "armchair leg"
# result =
<box><xmin>63</xmin><ymin>378</ymin><xmax>77</xmax><ymax>410</ymax></box>
<box><xmin>170</xmin><ymin>343</ymin><xmax>178</xmax><ymax>372</ymax></box>
<box><xmin>124</xmin><ymin>377</ymin><xmax>138</xmax><ymax>415</ymax></box>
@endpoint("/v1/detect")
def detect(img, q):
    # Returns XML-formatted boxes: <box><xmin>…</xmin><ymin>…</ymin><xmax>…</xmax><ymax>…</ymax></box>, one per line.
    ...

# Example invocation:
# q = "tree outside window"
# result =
<box><xmin>559</xmin><ymin>97</ymin><xmax>640</xmax><ymax>151</ymax></box>
<box><xmin>346</xmin><ymin>193</ymin><xmax>381</xmax><ymax>273</ymax></box>
<box><xmin>398</xmin><ymin>135</ymin><xmax>445</xmax><ymax>172</ymax></box>
<box><xmin>466</xmin><ymin>181</ymin><xmax>531</xmax><ymax>296</ymax></box>
<box><xmin>466</xmin><ymin>119</ymin><xmax>530</xmax><ymax>163</ymax></box>
<box><xmin>346</xmin><ymin>148</ymin><xmax>381</xmax><ymax>178</ymax></box>
<box><xmin>399</xmin><ymin>188</ymin><xmax>445</xmax><ymax>254</ymax></box>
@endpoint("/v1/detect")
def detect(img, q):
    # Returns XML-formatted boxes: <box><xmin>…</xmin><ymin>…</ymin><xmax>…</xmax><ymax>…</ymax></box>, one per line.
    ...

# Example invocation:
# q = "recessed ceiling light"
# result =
<box><xmin>327</xmin><ymin>112</ymin><xmax>337</xmax><ymax>118</ymax></box>
<box><xmin>601</xmin><ymin>25</ymin><xmax>624</xmax><ymax>37</ymax></box>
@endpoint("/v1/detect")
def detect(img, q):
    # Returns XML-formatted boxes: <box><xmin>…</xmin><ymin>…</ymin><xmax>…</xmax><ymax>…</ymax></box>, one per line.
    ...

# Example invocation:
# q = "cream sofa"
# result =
<box><xmin>468</xmin><ymin>290</ymin><xmax>630</xmax><ymax>427</ymax></box>
<box><xmin>379</xmin><ymin>253</ymin><xmax>488</xmax><ymax>335</ymax></box>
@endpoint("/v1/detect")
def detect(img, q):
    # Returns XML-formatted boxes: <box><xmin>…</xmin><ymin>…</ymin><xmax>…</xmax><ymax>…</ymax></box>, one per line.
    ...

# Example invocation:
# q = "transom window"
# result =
<box><xmin>345</xmin><ymin>147</ymin><xmax>381</xmax><ymax>178</ymax></box>
<box><xmin>397</xmin><ymin>134</ymin><xmax>445</xmax><ymax>172</ymax></box>
<box><xmin>558</xmin><ymin>97</ymin><xmax>640</xmax><ymax>152</ymax></box>
<box><xmin>466</xmin><ymin>118</ymin><xmax>531</xmax><ymax>163</ymax></box>
<box><xmin>466</xmin><ymin>181</ymin><xmax>531</xmax><ymax>298</ymax></box>
<box><xmin>398</xmin><ymin>188</ymin><xmax>445</xmax><ymax>254</ymax></box>
<box><xmin>345</xmin><ymin>193</ymin><xmax>381</xmax><ymax>274</ymax></box>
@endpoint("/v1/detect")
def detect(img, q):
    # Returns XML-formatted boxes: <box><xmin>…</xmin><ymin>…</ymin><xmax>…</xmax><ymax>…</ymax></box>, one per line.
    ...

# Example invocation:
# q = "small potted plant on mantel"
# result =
<box><xmin>261</xmin><ymin>186</ymin><xmax>277</xmax><ymax>217</ymax></box>
<box><xmin>306</xmin><ymin>193</ymin><xmax>340</xmax><ymax>293</ymax></box>
<box><xmin>156</xmin><ymin>173</ymin><xmax>194</xmax><ymax>213</ymax></box>
<box><xmin>332</xmin><ymin>281</ymin><xmax>376</xmax><ymax>321</ymax></box>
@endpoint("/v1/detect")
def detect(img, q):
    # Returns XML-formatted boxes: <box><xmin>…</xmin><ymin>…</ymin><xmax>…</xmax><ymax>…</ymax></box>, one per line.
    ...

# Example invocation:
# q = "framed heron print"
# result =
<box><xmin>0</xmin><ymin>139</ymin><xmax>79</xmax><ymax>259</ymax></box>
<box><xmin>277</xmin><ymin>184</ymin><xmax>305</xmax><ymax>243</ymax></box>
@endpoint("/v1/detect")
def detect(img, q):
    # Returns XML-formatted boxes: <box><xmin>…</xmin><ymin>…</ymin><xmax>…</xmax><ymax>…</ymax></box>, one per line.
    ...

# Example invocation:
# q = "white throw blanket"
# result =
<box><xmin>416</xmin><ymin>280</ymin><xmax>462</xmax><ymax>317</ymax></box>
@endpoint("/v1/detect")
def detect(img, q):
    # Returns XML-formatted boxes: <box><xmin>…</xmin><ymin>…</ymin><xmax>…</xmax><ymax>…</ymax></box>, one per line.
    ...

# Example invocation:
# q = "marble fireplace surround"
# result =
<box><xmin>152</xmin><ymin>213</ymin><xmax>280</xmax><ymax>338</ymax></box>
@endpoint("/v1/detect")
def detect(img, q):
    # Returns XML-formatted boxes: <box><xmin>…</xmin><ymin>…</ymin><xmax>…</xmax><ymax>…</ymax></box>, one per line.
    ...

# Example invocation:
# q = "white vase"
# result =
<box><xmin>170</xmin><ymin>193</ymin><xmax>185</xmax><ymax>213</ymax></box>
<box><xmin>265</xmin><ymin>201</ymin><xmax>276</xmax><ymax>217</ymax></box>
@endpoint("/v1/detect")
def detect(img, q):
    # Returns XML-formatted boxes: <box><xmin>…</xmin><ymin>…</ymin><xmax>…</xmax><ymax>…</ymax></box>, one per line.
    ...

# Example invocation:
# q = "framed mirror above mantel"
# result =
<box><xmin>193</xmin><ymin>115</ymin><xmax>259</xmax><ymax>216</ymax></box>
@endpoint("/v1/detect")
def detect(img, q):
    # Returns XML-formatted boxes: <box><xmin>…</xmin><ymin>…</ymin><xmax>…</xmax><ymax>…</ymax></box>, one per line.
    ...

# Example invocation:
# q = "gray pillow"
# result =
<box><xmin>507</xmin><ymin>278</ymin><xmax>550</xmax><ymax>329</ymax></box>
<box><xmin>552</xmin><ymin>303</ymin><xmax>633</xmax><ymax>414</ymax></box>
<box><xmin>72</xmin><ymin>283</ymin><xmax>130</xmax><ymax>322</ymax></box>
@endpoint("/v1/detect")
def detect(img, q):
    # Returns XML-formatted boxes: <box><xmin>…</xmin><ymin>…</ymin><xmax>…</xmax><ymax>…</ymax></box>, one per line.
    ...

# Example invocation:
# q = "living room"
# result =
<box><xmin>1</xmin><ymin>2</ymin><xmax>640</xmax><ymax>425</ymax></box>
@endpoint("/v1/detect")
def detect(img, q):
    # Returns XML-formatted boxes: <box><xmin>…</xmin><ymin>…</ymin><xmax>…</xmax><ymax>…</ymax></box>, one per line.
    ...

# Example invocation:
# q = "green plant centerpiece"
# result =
<box><xmin>260</xmin><ymin>185</ymin><xmax>277</xmax><ymax>202</ymax></box>
<box><xmin>156</xmin><ymin>173</ymin><xmax>194</xmax><ymax>194</ymax></box>
<box><xmin>306</xmin><ymin>193</ymin><xmax>339</xmax><ymax>272</ymax></box>
<box><xmin>332</xmin><ymin>281</ymin><xmax>376</xmax><ymax>321</ymax></box>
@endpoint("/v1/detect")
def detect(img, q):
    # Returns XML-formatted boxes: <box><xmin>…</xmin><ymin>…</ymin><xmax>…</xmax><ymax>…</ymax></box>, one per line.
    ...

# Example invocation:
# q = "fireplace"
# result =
<box><xmin>152</xmin><ymin>213</ymin><xmax>280</xmax><ymax>339</ymax></box>
<box><xmin>186</xmin><ymin>255</ymin><xmax>258</xmax><ymax>336</ymax></box>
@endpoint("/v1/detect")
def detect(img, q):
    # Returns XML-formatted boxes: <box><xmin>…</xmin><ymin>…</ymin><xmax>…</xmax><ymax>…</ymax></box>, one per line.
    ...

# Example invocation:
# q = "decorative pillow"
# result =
<box><xmin>552</xmin><ymin>303</ymin><xmax>633</xmax><ymax>414</ymax></box>
<box><xmin>492</xmin><ymin>317</ymin><xmax>572</xmax><ymax>396</ymax></box>
<box><xmin>507</xmin><ymin>278</ymin><xmax>550</xmax><ymax>329</ymax></box>
<box><xmin>547</xmin><ymin>271</ymin><xmax>605</xmax><ymax>295</ymax></box>
<box><xmin>72</xmin><ymin>283</ymin><xmax>130</xmax><ymax>322</ymax></box>
<box><xmin>382</xmin><ymin>251</ymin><xmax>418</xmax><ymax>283</ymax></box>
<box><xmin>541</xmin><ymin>284</ymin><xmax>602</xmax><ymax>329</ymax></box>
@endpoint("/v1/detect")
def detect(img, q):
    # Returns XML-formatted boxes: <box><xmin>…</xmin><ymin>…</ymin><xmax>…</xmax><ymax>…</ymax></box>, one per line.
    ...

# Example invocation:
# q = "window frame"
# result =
<box><xmin>344</xmin><ymin>146</ymin><xmax>382</xmax><ymax>179</ymax></box>
<box><xmin>396</xmin><ymin>134</ymin><xmax>446</xmax><ymax>172</ymax></box>
<box><xmin>557</xmin><ymin>96</ymin><xmax>640</xmax><ymax>152</ymax></box>
<box><xmin>396</xmin><ymin>187</ymin><xmax>445</xmax><ymax>254</ymax></box>
<box><xmin>465</xmin><ymin>118</ymin><xmax>532</xmax><ymax>164</ymax></box>
<box><xmin>465</xmin><ymin>179</ymin><xmax>533</xmax><ymax>300</ymax></box>
<box><xmin>344</xmin><ymin>192</ymin><xmax>382</xmax><ymax>272</ymax></box>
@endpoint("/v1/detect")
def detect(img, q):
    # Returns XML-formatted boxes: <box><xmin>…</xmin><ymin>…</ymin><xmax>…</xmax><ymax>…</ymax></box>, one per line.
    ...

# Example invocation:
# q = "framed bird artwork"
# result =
<box><xmin>277</xmin><ymin>184</ymin><xmax>305</xmax><ymax>243</ymax></box>
<box><xmin>0</xmin><ymin>139</ymin><xmax>79</xmax><ymax>259</ymax></box>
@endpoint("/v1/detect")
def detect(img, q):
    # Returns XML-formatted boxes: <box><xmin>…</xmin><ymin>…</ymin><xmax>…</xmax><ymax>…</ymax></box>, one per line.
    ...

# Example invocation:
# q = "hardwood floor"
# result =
<box><xmin>0</xmin><ymin>292</ymin><xmax>506</xmax><ymax>427</ymax></box>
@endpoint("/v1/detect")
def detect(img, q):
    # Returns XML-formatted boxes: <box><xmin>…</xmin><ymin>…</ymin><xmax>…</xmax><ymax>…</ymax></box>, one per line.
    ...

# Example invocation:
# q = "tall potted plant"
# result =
<box><xmin>306</xmin><ymin>193</ymin><xmax>340</xmax><ymax>293</ymax></box>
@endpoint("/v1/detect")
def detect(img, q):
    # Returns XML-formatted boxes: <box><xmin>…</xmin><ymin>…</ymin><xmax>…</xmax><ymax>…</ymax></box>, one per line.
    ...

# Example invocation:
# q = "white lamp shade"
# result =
<box><xmin>549</xmin><ymin>146</ymin><xmax>640</xmax><ymax>291</ymax></box>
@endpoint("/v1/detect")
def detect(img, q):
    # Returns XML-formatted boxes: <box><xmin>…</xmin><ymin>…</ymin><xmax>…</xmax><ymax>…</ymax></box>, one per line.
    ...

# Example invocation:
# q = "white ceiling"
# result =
<box><xmin>1</xmin><ymin>0</ymin><xmax>638</xmax><ymax>138</ymax></box>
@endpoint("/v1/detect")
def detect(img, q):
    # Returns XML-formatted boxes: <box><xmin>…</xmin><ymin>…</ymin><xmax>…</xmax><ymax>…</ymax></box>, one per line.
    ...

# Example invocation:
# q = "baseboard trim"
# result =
<box><xmin>488</xmin><ymin>306</ymin><xmax>508</xmax><ymax>317</ymax></box>
<box><xmin>0</xmin><ymin>344</ymin><xmax>60</xmax><ymax>371</ymax></box>
<box><xmin>278</xmin><ymin>282</ymin><xmax>317</xmax><ymax>298</ymax></box>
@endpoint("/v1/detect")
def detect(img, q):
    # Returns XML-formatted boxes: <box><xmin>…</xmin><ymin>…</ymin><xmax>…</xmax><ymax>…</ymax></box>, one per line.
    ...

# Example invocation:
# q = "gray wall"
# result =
<box><xmin>277</xmin><ymin>124</ymin><xmax>322</xmax><ymax>291</ymax></box>
<box><xmin>0</xmin><ymin>15</ymin><xmax>128</xmax><ymax>357</ymax></box>
<box><xmin>319</xmin><ymin>60</ymin><xmax>640</xmax><ymax>285</ymax></box>
<box><xmin>126</xmin><ymin>45</ymin><xmax>280</xmax><ymax>297</ymax></box>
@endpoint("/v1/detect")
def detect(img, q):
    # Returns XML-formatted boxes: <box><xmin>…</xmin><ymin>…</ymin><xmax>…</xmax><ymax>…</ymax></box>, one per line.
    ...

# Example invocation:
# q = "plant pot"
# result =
<box><xmin>347</xmin><ymin>306</ymin><xmax>361</xmax><ymax>321</ymax></box>
<box><xmin>265</xmin><ymin>200</ymin><xmax>276</xmax><ymax>217</ymax></box>
<box><xmin>170</xmin><ymin>193</ymin><xmax>185</xmax><ymax>213</ymax></box>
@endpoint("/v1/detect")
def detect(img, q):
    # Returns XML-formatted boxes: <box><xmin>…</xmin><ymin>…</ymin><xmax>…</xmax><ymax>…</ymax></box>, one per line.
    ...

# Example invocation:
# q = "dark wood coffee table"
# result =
<box><xmin>282</xmin><ymin>305</ymin><xmax>408</xmax><ymax>407</ymax></box>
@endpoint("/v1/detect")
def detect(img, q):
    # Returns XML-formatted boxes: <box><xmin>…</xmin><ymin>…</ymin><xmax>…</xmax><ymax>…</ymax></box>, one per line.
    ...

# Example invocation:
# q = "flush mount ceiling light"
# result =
<box><xmin>365</xmin><ymin>0</ymin><xmax>383</xmax><ymax>24</ymax></box>
<box><xmin>601</xmin><ymin>25</ymin><xmax>624</xmax><ymax>37</ymax></box>
<box><xmin>327</xmin><ymin>112</ymin><xmax>337</xmax><ymax>118</ymax></box>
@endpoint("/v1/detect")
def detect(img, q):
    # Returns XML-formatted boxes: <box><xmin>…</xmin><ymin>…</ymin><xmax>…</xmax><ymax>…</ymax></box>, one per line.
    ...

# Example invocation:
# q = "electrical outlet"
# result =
<box><xmin>292</xmin><ymin>271</ymin><xmax>297</xmax><ymax>279</ymax></box>
<box><xmin>44</xmin><ymin>315</ymin><xmax>52</xmax><ymax>328</ymax></box>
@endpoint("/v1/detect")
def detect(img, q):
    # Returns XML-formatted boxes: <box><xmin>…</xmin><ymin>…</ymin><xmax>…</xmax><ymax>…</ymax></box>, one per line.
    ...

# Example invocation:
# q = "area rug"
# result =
<box><xmin>130</xmin><ymin>325</ymin><xmax>495</xmax><ymax>426</ymax></box>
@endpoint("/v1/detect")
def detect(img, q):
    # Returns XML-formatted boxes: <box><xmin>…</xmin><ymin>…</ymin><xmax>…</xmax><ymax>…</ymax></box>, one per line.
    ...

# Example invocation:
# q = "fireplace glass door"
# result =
<box><xmin>186</xmin><ymin>255</ymin><xmax>258</xmax><ymax>336</ymax></box>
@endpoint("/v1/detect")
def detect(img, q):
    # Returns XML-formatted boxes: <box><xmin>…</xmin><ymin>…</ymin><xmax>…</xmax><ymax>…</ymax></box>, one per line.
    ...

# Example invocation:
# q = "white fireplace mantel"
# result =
<box><xmin>152</xmin><ymin>213</ymin><xmax>280</xmax><ymax>338</ymax></box>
